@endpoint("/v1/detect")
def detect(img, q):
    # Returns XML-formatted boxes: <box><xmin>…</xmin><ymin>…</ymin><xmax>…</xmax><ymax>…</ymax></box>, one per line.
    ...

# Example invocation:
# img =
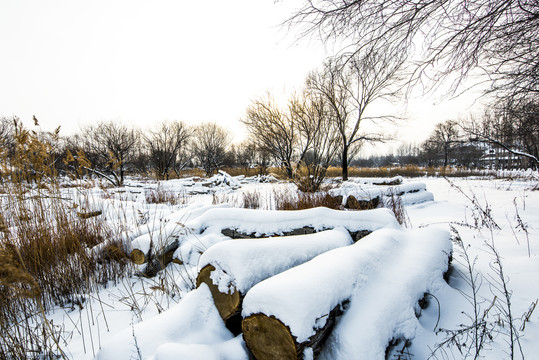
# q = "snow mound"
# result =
<box><xmin>346</xmin><ymin>176</ymin><xmax>403</xmax><ymax>185</ymax></box>
<box><xmin>130</xmin><ymin>203</ymin><xmax>232</xmax><ymax>256</ymax></box>
<box><xmin>96</xmin><ymin>284</ymin><xmax>233</xmax><ymax>360</ymax></box>
<box><xmin>202</xmin><ymin>171</ymin><xmax>242</xmax><ymax>189</ymax></box>
<box><xmin>242</xmin><ymin>227</ymin><xmax>452</xmax><ymax>350</ymax></box>
<box><xmin>153</xmin><ymin>336</ymin><xmax>248</xmax><ymax>360</ymax></box>
<box><xmin>242</xmin><ymin>174</ymin><xmax>279</xmax><ymax>183</ymax></box>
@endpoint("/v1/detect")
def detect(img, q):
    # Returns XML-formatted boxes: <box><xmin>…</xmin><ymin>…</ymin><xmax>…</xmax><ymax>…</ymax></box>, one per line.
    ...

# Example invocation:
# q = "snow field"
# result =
<box><xmin>26</xmin><ymin>175</ymin><xmax>538</xmax><ymax>360</ymax></box>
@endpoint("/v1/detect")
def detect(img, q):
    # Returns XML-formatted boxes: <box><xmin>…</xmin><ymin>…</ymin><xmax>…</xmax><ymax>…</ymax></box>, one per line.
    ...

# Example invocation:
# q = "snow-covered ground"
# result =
<box><xmin>26</xmin><ymin>174</ymin><xmax>539</xmax><ymax>359</ymax></box>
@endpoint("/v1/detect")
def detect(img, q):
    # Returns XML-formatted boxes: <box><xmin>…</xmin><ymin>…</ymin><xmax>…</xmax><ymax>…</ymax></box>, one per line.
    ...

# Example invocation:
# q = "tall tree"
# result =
<box><xmin>422</xmin><ymin>120</ymin><xmax>462</xmax><ymax>167</ymax></box>
<box><xmin>306</xmin><ymin>47</ymin><xmax>404</xmax><ymax>180</ymax></box>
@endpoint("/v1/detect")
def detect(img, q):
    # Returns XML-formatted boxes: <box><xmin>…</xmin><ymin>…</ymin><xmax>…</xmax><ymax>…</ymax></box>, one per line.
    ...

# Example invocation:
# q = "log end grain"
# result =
<box><xmin>242</xmin><ymin>314</ymin><xmax>298</xmax><ymax>360</ymax></box>
<box><xmin>196</xmin><ymin>264</ymin><xmax>241</xmax><ymax>321</ymax></box>
<box><xmin>130</xmin><ymin>248</ymin><xmax>147</xmax><ymax>265</ymax></box>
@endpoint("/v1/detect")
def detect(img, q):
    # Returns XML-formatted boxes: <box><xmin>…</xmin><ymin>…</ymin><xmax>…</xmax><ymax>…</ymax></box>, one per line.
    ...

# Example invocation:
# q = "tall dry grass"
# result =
<box><xmin>0</xmin><ymin>121</ymin><xmax>131</xmax><ymax>359</ymax></box>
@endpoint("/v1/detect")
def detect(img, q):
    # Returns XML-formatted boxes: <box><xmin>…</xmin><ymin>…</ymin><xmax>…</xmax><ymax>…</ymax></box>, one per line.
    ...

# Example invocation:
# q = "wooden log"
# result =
<box><xmin>130</xmin><ymin>248</ymin><xmax>147</xmax><ymax>265</ymax></box>
<box><xmin>344</xmin><ymin>194</ymin><xmax>380</xmax><ymax>210</ymax></box>
<box><xmin>196</xmin><ymin>264</ymin><xmax>241</xmax><ymax>321</ymax></box>
<box><xmin>243</xmin><ymin>303</ymin><xmax>345</xmax><ymax>360</ymax></box>
<box><xmin>240</xmin><ymin>228</ymin><xmax>452</xmax><ymax>360</ymax></box>
<box><xmin>76</xmin><ymin>210</ymin><xmax>102</xmax><ymax>219</ymax></box>
<box><xmin>141</xmin><ymin>239</ymin><xmax>179</xmax><ymax>277</ymax></box>
<box><xmin>196</xmin><ymin>229</ymin><xmax>353</xmax><ymax>334</ymax></box>
<box><xmin>187</xmin><ymin>207</ymin><xmax>399</xmax><ymax>242</ymax></box>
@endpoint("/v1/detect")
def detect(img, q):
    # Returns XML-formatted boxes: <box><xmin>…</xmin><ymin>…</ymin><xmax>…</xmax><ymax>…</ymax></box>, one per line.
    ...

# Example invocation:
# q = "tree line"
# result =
<box><xmin>0</xmin><ymin>117</ymin><xmax>264</xmax><ymax>186</ymax></box>
<box><xmin>0</xmin><ymin>94</ymin><xmax>536</xmax><ymax>188</ymax></box>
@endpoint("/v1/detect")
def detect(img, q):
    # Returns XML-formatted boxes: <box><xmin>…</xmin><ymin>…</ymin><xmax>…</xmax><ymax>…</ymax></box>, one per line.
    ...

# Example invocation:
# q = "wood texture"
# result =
<box><xmin>196</xmin><ymin>265</ymin><xmax>241</xmax><ymax>321</ymax></box>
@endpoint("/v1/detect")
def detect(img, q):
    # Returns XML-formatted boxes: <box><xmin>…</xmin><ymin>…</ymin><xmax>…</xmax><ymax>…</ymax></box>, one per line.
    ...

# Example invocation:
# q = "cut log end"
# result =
<box><xmin>196</xmin><ymin>265</ymin><xmax>241</xmax><ymax>321</ymax></box>
<box><xmin>242</xmin><ymin>314</ymin><xmax>298</xmax><ymax>360</ymax></box>
<box><xmin>130</xmin><ymin>249</ymin><xmax>147</xmax><ymax>265</ymax></box>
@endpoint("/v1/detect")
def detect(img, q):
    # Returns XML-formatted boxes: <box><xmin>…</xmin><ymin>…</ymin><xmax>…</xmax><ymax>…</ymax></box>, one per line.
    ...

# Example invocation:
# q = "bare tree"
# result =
<box><xmin>242</xmin><ymin>95</ymin><xmax>297</xmax><ymax>178</ymax></box>
<box><xmin>423</xmin><ymin>120</ymin><xmax>463</xmax><ymax>167</ymax></box>
<box><xmin>82</xmin><ymin>121</ymin><xmax>139</xmax><ymax>186</ymax></box>
<box><xmin>287</xmin><ymin>0</ymin><xmax>539</xmax><ymax>101</ymax></box>
<box><xmin>193</xmin><ymin>122</ymin><xmax>231</xmax><ymax>177</ymax></box>
<box><xmin>144</xmin><ymin>120</ymin><xmax>192</xmax><ymax>180</ymax></box>
<box><xmin>289</xmin><ymin>90</ymin><xmax>340</xmax><ymax>191</ymax></box>
<box><xmin>306</xmin><ymin>47</ymin><xmax>404</xmax><ymax>180</ymax></box>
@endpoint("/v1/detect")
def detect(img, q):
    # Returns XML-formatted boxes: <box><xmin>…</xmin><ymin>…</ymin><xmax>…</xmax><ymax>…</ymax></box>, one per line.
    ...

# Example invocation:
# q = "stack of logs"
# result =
<box><xmin>195</xmin><ymin>228</ymin><xmax>451</xmax><ymax>360</ymax></box>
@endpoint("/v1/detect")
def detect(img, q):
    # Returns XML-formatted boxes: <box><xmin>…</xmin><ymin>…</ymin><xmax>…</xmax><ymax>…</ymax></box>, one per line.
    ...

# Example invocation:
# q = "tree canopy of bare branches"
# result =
<box><xmin>82</xmin><ymin>121</ymin><xmax>138</xmax><ymax>186</ymax></box>
<box><xmin>242</xmin><ymin>95</ymin><xmax>297</xmax><ymax>178</ymax></box>
<box><xmin>287</xmin><ymin>0</ymin><xmax>539</xmax><ymax>101</ymax></box>
<box><xmin>193</xmin><ymin>123</ymin><xmax>231</xmax><ymax>177</ymax></box>
<box><xmin>422</xmin><ymin>120</ymin><xmax>462</xmax><ymax>167</ymax></box>
<box><xmin>464</xmin><ymin>98</ymin><xmax>539</xmax><ymax>168</ymax></box>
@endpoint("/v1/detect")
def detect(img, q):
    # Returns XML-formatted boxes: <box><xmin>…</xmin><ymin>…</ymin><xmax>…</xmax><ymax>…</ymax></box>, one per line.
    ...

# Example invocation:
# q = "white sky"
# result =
<box><xmin>0</xmin><ymin>0</ymin><xmax>486</xmax><ymax>155</ymax></box>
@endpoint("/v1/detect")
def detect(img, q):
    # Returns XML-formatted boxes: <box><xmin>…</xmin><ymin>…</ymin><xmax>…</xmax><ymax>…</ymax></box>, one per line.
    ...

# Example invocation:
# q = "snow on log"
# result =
<box><xmin>186</xmin><ymin>207</ymin><xmax>399</xmax><ymax>240</ymax></box>
<box><xmin>196</xmin><ymin>229</ymin><xmax>353</xmax><ymax>330</ymax></box>
<box><xmin>129</xmin><ymin>204</ymin><xmax>232</xmax><ymax>266</ymax></box>
<box><xmin>330</xmin><ymin>181</ymin><xmax>433</xmax><ymax>207</ymax></box>
<box><xmin>241</xmin><ymin>227</ymin><xmax>452</xmax><ymax>360</ymax></box>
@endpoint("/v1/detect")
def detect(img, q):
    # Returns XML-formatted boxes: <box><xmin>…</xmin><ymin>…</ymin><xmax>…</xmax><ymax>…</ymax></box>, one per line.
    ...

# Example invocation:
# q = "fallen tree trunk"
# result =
<box><xmin>196</xmin><ymin>229</ymin><xmax>353</xmax><ymax>334</ymax></box>
<box><xmin>241</xmin><ymin>227</ymin><xmax>452</xmax><ymax>360</ymax></box>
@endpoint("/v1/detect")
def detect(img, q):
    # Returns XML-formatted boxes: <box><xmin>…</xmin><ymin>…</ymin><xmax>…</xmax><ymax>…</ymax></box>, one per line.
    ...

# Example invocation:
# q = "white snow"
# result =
<box><xmin>199</xmin><ymin>228</ymin><xmax>353</xmax><ymax>294</ymax></box>
<box><xmin>319</xmin><ymin>227</ymin><xmax>452</xmax><ymax>359</ymax></box>
<box><xmin>96</xmin><ymin>284</ymin><xmax>234</xmax><ymax>360</ymax></box>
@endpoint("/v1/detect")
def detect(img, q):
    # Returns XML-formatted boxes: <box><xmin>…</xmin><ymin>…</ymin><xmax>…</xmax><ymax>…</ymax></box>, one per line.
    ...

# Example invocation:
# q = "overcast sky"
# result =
<box><xmin>0</xmin><ymin>0</ymin><xmax>486</xmax><ymax>154</ymax></box>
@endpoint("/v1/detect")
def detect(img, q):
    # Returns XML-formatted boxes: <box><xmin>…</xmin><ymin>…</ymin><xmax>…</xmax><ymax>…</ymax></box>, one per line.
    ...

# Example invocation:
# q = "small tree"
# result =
<box><xmin>0</xmin><ymin>116</ymin><xmax>15</xmax><ymax>166</ymax></box>
<box><xmin>144</xmin><ymin>120</ymin><xmax>192</xmax><ymax>180</ymax></box>
<box><xmin>289</xmin><ymin>90</ymin><xmax>339</xmax><ymax>191</ymax></box>
<box><xmin>423</xmin><ymin>120</ymin><xmax>462</xmax><ymax>167</ymax></box>
<box><xmin>193</xmin><ymin>123</ymin><xmax>231</xmax><ymax>177</ymax></box>
<box><xmin>81</xmin><ymin>121</ymin><xmax>139</xmax><ymax>186</ymax></box>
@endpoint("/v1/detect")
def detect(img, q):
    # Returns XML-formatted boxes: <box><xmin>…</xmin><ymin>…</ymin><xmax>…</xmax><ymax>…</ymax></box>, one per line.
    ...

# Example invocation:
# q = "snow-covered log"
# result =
<box><xmin>330</xmin><ymin>181</ymin><xmax>434</xmax><ymax>207</ymax></box>
<box><xmin>241</xmin><ymin>227</ymin><xmax>452</xmax><ymax>360</ymax></box>
<box><xmin>196</xmin><ymin>228</ymin><xmax>353</xmax><ymax>332</ymax></box>
<box><xmin>186</xmin><ymin>207</ymin><xmax>399</xmax><ymax>241</ymax></box>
